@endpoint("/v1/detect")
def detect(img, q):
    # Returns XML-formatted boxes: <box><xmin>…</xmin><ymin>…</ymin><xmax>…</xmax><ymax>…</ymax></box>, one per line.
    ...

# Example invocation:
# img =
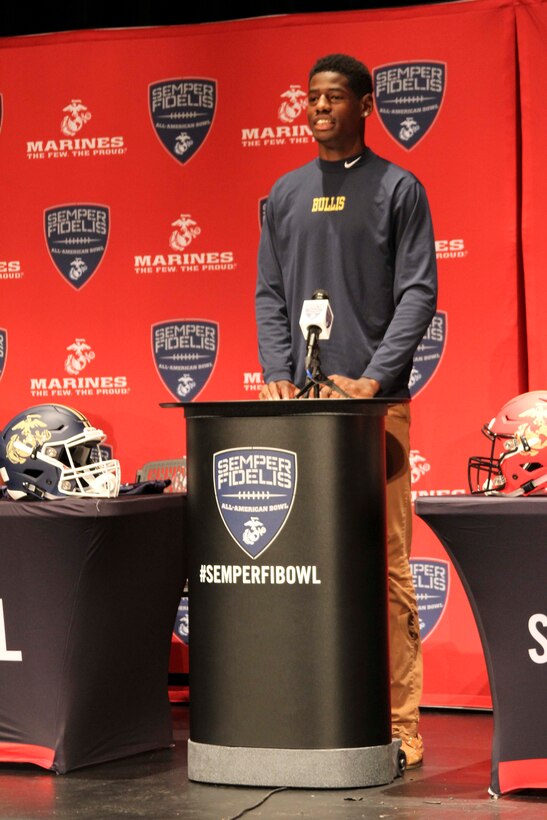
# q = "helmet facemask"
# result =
<box><xmin>39</xmin><ymin>428</ymin><xmax>120</xmax><ymax>498</ymax></box>
<box><xmin>468</xmin><ymin>422</ymin><xmax>521</xmax><ymax>494</ymax></box>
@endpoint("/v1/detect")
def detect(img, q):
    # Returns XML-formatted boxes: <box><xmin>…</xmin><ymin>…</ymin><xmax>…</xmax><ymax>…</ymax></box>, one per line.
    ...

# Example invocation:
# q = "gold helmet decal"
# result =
<box><xmin>516</xmin><ymin>401</ymin><xmax>547</xmax><ymax>456</ymax></box>
<box><xmin>6</xmin><ymin>414</ymin><xmax>52</xmax><ymax>465</ymax></box>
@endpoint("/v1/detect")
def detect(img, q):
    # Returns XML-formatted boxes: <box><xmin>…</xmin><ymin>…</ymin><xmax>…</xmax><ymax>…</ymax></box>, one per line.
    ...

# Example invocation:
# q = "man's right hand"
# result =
<box><xmin>259</xmin><ymin>380</ymin><xmax>297</xmax><ymax>400</ymax></box>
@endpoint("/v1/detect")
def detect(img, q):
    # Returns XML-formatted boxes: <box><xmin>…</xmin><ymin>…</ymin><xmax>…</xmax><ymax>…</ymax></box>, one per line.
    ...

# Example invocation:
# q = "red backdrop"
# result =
<box><xmin>1</xmin><ymin>0</ymin><xmax>542</xmax><ymax>707</ymax></box>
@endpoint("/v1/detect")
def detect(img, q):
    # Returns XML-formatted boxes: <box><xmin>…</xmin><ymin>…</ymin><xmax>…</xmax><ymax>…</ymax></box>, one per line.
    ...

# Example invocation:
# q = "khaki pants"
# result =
<box><xmin>386</xmin><ymin>402</ymin><xmax>422</xmax><ymax>736</ymax></box>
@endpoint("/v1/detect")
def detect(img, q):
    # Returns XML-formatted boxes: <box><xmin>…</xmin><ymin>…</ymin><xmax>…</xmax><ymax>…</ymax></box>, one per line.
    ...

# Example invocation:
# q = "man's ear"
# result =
<box><xmin>361</xmin><ymin>92</ymin><xmax>374</xmax><ymax>118</ymax></box>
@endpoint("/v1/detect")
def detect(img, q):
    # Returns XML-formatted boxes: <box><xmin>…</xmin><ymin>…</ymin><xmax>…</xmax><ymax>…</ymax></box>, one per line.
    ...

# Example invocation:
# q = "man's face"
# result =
<box><xmin>307</xmin><ymin>71</ymin><xmax>372</xmax><ymax>158</ymax></box>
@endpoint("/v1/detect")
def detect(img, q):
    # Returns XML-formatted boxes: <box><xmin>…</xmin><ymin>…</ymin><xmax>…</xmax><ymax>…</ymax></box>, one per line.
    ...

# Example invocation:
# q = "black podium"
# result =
<box><xmin>415</xmin><ymin>496</ymin><xmax>547</xmax><ymax>797</ymax></box>
<box><xmin>0</xmin><ymin>494</ymin><xmax>186</xmax><ymax>773</ymax></box>
<box><xmin>167</xmin><ymin>399</ymin><xmax>402</xmax><ymax>788</ymax></box>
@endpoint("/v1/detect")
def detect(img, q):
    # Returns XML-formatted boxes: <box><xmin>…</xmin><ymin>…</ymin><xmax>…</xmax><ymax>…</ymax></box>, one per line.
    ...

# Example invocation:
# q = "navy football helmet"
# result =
<box><xmin>468</xmin><ymin>391</ymin><xmax>547</xmax><ymax>496</ymax></box>
<box><xmin>0</xmin><ymin>404</ymin><xmax>120</xmax><ymax>500</ymax></box>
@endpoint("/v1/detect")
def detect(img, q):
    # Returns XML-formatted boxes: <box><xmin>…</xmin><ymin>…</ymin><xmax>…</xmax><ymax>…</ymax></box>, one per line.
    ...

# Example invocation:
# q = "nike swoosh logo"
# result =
<box><xmin>344</xmin><ymin>156</ymin><xmax>361</xmax><ymax>169</ymax></box>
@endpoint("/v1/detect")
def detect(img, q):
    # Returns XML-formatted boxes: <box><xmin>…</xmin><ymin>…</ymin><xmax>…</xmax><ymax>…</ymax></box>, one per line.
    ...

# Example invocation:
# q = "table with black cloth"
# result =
<box><xmin>0</xmin><ymin>493</ymin><xmax>186</xmax><ymax>773</ymax></box>
<box><xmin>415</xmin><ymin>496</ymin><xmax>547</xmax><ymax>797</ymax></box>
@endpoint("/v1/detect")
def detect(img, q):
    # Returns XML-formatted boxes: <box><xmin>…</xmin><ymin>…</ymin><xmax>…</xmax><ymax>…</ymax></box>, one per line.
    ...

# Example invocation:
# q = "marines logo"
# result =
<box><xmin>0</xmin><ymin>329</ymin><xmax>6</xmax><ymax>382</ymax></box>
<box><xmin>6</xmin><ymin>413</ymin><xmax>51</xmax><ymax>465</ymax></box>
<box><xmin>242</xmin><ymin>516</ymin><xmax>267</xmax><ymax>546</ymax></box>
<box><xmin>44</xmin><ymin>204</ymin><xmax>110</xmax><ymax>290</ymax></box>
<box><xmin>174</xmin><ymin>132</ymin><xmax>193</xmax><ymax>157</ymax></box>
<box><xmin>152</xmin><ymin>320</ymin><xmax>218</xmax><ymax>402</ymax></box>
<box><xmin>514</xmin><ymin>401</ymin><xmax>547</xmax><ymax>456</ymax></box>
<box><xmin>69</xmin><ymin>257</ymin><xmax>88</xmax><ymax>282</ymax></box>
<box><xmin>517</xmin><ymin>402</ymin><xmax>547</xmax><ymax>448</ymax></box>
<box><xmin>64</xmin><ymin>338</ymin><xmax>95</xmax><ymax>375</ymax></box>
<box><xmin>373</xmin><ymin>62</ymin><xmax>446</xmax><ymax>150</ymax></box>
<box><xmin>411</xmin><ymin>558</ymin><xmax>450</xmax><ymax>641</ymax></box>
<box><xmin>149</xmin><ymin>79</ymin><xmax>217</xmax><ymax>165</ymax></box>
<box><xmin>214</xmin><ymin>447</ymin><xmax>297</xmax><ymax>559</ymax></box>
<box><xmin>61</xmin><ymin>99</ymin><xmax>91</xmax><ymax>136</ymax></box>
<box><xmin>278</xmin><ymin>85</ymin><xmax>307</xmax><ymax>123</ymax></box>
<box><xmin>399</xmin><ymin>117</ymin><xmax>420</xmax><ymax>143</ymax></box>
<box><xmin>176</xmin><ymin>374</ymin><xmax>197</xmax><ymax>398</ymax></box>
<box><xmin>409</xmin><ymin>311</ymin><xmax>447</xmax><ymax>398</ymax></box>
<box><xmin>410</xmin><ymin>450</ymin><xmax>431</xmax><ymax>484</ymax></box>
<box><xmin>169</xmin><ymin>213</ymin><xmax>201</xmax><ymax>251</ymax></box>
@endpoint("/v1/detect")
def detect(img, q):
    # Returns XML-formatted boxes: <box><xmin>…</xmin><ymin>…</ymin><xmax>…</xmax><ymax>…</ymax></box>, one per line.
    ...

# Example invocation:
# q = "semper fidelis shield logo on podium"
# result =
<box><xmin>214</xmin><ymin>447</ymin><xmax>298</xmax><ymax>559</ymax></box>
<box><xmin>149</xmin><ymin>79</ymin><xmax>217</xmax><ymax>165</ymax></box>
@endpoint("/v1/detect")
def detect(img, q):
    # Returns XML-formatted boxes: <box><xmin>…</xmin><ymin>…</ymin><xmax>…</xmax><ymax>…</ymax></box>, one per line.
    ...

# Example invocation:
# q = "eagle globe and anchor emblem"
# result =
<box><xmin>5</xmin><ymin>414</ymin><xmax>52</xmax><ymax>465</ymax></box>
<box><xmin>64</xmin><ymin>338</ymin><xmax>95</xmax><ymax>376</ymax></box>
<box><xmin>60</xmin><ymin>99</ymin><xmax>92</xmax><ymax>137</ymax></box>
<box><xmin>69</xmin><ymin>257</ymin><xmax>88</xmax><ymax>282</ymax></box>
<box><xmin>242</xmin><ymin>516</ymin><xmax>267</xmax><ymax>547</ymax></box>
<box><xmin>278</xmin><ymin>84</ymin><xmax>307</xmax><ymax>123</ymax></box>
<box><xmin>169</xmin><ymin>214</ymin><xmax>201</xmax><ymax>251</ymax></box>
<box><xmin>399</xmin><ymin>116</ymin><xmax>420</xmax><ymax>143</ymax></box>
<box><xmin>176</xmin><ymin>374</ymin><xmax>197</xmax><ymax>398</ymax></box>
<box><xmin>174</xmin><ymin>132</ymin><xmax>193</xmax><ymax>157</ymax></box>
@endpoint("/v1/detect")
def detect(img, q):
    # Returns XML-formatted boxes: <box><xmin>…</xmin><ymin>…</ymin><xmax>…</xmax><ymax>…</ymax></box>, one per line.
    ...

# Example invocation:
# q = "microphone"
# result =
<box><xmin>299</xmin><ymin>290</ymin><xmax>333</xmax><ymax>371</ymax></box>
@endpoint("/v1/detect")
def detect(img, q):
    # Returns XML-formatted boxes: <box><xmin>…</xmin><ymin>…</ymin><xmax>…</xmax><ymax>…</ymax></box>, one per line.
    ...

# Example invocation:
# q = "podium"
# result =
<box><xmin>166</xmin><ymin>399</ymin><xmax>403</xmax><ymax>788</ymax></box>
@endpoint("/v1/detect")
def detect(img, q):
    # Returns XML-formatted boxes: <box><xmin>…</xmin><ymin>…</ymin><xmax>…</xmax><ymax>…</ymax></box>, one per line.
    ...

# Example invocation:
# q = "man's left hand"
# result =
<box><xmin>319</xmin><ymin>375</ymin><xmax>380</xmax><ymax>398</ymax></box>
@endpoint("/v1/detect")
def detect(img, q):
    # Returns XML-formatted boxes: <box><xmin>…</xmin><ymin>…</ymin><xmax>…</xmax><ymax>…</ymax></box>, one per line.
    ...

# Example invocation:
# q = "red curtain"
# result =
<box><xmin>0</xmin><ymin>0</ymin><xmax>534</xmax><ymax>706</ymax></box>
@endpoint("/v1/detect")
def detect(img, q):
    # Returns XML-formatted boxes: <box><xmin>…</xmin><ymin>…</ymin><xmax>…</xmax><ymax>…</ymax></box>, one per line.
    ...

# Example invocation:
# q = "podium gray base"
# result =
<box><xmin>188</xmin><ymin>739</ymin><xmax>403</xmax><ymax>788</ymax></box>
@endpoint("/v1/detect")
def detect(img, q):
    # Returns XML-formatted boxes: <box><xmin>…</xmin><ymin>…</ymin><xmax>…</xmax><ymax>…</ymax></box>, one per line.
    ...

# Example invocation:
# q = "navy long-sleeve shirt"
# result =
<box><xmin>256</xmin><ymin>148</ymin><xmax>437</xmax><ymax>398</ymax></box>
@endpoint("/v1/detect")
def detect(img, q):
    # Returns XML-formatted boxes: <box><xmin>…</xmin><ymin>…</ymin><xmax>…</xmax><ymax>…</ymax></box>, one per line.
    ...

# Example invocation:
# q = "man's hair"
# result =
<box><xmin>309</xmin><ymin>54</ymin><xmax>373</xmax><ymax>98</ymax></box>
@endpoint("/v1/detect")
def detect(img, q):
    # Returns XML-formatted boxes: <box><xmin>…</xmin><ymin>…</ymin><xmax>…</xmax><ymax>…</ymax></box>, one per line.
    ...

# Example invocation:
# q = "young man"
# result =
<box><xmin>255</xmin><ymin>53</ymin><xmax>437</xmax><ymax>767</ymax></box>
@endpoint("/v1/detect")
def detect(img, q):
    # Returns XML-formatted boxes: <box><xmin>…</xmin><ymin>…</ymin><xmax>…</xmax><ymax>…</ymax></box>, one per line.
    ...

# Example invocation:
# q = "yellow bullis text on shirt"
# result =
<box><xmin>311</xmin><ymin>196</ymin><xmax>346</xmax><ymax>212</ymax></box>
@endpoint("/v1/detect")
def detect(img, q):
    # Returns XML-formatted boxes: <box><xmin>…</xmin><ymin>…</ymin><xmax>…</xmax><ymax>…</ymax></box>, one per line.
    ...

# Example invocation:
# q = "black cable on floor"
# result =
<box><xmin>228</xmin><ymin>786</ymin><xmax>288</xmax><ymax>819</ymax></box>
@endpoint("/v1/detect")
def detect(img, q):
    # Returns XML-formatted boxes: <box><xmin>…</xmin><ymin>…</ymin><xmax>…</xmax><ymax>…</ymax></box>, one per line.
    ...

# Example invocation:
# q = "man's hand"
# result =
<box><xmin>319</xmin><ymin>375</ymin><xmax>380</xmax><ymax>398</ymax></box>
<box><xmin>259</xmin><ymin>380</ymin><xmax>297</xmax><ymax>400</ymax></box>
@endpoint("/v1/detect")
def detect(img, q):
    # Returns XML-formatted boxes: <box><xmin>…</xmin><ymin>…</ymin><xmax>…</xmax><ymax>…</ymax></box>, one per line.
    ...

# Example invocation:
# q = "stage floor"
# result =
<box><xmin>0</xmin><ymin>707</ymin><xmax>545</xmax><ymax>818</ymax></box>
